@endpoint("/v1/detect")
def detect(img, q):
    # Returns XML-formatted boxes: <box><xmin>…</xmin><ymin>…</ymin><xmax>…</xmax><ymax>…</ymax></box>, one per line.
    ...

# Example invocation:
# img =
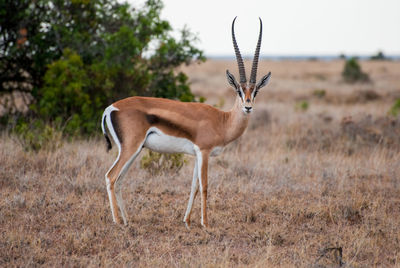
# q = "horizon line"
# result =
<box><xmin>205</xmin><ymin>54</ymin><xmax>400</xmax><ymax>60</ymax></box>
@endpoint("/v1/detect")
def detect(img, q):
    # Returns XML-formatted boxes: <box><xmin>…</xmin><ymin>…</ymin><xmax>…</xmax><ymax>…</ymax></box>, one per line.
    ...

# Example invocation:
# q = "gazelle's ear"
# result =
<box><xmin>255</xmin><ymin>72</ymin><xmax>271</xmax><ymax>90</ymax></box>
<box><xmin>226</xmin><ymin>70</ymin><xmax>240</xmax><ymax>90</ymax></box>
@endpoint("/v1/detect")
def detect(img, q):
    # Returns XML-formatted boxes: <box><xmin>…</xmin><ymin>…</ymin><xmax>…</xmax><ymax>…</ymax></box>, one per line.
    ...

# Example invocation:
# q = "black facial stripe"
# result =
<box><xmin>253</xmin><ymin>89</ymin><xmax>259</xmax><ymax>98</ymax></box>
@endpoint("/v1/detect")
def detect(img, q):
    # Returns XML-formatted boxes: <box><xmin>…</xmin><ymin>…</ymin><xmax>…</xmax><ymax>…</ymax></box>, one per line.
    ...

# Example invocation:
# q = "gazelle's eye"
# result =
<box><xmin>237</xmin><ymin>91</ymin><xmax>242</xmax><ymax>98</ymax></box>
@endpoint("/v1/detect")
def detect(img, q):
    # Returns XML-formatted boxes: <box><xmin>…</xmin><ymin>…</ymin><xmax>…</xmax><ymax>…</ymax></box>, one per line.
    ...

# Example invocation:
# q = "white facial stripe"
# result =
<box><xmin>239</xmin><ymin>87</ymin><xmax>245</xmax><ymax>101</ymax></box>
<box><xmin>251</xmin><ymin>89</ymin><xmax>257</xmax><ymax>100</ymax></box>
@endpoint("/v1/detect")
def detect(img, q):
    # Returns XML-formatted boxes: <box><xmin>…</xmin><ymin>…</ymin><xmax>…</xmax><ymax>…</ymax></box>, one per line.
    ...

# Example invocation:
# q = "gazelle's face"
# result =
<box><xmin>226</xmin><ymin>70</ymin><xmax>271</xmax><ymax>115</ymax></box>
<box><xmin>237</xmin><ymin>84</ymin><xmax>256</xmax><ymax>114</ymax></box>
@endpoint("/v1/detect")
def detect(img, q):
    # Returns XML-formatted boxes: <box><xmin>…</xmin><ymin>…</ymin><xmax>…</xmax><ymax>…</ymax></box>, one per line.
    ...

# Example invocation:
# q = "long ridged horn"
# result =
<box><xmin>250</xmin><ymin>18</ymin><xmax>263</xmax><ymax>85</ymax></box>
<box><xmin>232</xmin><ymin>17</ymin><xmax>246</xmax><ymax>84</ymax></box>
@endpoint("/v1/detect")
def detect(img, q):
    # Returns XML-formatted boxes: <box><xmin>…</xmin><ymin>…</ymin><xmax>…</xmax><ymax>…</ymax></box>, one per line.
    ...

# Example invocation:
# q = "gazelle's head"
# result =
<box><xmin>226</xmin><ymin>17</ymin><xmax>271</xmax><ymax>115</ymax></box>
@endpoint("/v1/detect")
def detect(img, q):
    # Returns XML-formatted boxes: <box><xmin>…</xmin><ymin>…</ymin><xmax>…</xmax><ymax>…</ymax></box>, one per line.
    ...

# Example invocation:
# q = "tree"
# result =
<box><xmin>370</xmin><ymin>51</ymin><xmax>386</xmax><ymax>61</ymax></box>
<box><xmin>0</xmin><ymin>0</ymin><xmax>205</xmax><ymax>134</ymax></box>
<box><xmin>0</xmin><ymin>0</ymin><xmax>58</xmax><ymax>97</ymax></box>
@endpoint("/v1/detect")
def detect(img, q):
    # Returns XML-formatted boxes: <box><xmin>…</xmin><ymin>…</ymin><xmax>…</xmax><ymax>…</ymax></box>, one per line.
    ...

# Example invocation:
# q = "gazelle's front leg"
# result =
<box><xmin>183</xmin><ymin>160</ymin><xmax>198</xmax><ymax>228</ymax></box>
<box><xmin>197</xmin><ymin>149</ymin><xmax>210</xmax><ymax>228</ymax></box>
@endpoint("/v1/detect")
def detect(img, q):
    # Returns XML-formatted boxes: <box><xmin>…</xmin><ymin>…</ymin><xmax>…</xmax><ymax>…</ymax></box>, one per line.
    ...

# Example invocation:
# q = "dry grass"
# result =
<box><xmin>1</xmin><ymin>59</ymin><xmax>400</xmax><ymax>267</ymax></box>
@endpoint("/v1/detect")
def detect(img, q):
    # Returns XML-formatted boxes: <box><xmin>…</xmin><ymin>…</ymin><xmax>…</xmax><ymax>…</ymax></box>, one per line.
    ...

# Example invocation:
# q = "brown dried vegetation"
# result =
<box><xmin>1</xmin><ymin>60</ymin><xmax>400</xmax><ymax>266</ymax></box>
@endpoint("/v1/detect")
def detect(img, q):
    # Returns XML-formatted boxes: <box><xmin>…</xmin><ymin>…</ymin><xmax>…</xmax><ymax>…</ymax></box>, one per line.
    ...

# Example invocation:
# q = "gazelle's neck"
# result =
<box><xmin>224</xmin><ymin>97</ymin><xmax>250</xmax><ymax>144</ymax></box>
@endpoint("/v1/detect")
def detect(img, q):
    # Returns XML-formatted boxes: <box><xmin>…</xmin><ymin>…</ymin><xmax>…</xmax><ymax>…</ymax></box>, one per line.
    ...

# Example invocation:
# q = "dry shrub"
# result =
<box><xmin>140</xmin><ymin>149</ymin><xmax>187</xmax><ymax>175</ymax></box>
<box><xmin>340</xmin><ymin>115</ymin><xmax>400</xmax><ymax>148</ymax></box>
<box><xmin>286</xmin><ymin>115</ymin><xmax>400</xmax><ymax>153</ymax></box>
<box><xmin>312</xmin><ymin>89</ymin><xmax>326</xmax><ymax>98</ymax></box>
<box><xmin>314</xmin><ymin>247</ymin><xmax>344</xmax><ymax>267</ymax></box>
<box><xmin>346</xmin><ymin>89</ymin><xmax>381</xmax><ymax>104</ymax></box>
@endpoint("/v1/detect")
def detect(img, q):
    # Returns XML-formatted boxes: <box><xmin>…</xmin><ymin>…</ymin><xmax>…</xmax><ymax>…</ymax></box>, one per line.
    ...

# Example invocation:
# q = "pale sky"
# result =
<box><xmin>130</xmin><ymin>0</ymin><xmax>400</xmax><ymax>57</ymax></box>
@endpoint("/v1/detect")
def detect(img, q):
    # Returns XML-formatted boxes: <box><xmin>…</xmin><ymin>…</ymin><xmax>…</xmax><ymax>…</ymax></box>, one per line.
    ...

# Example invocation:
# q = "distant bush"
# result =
<box><xmin>312</xmin><ymin>89</ymin><xmax>326</xmax><ymax>98</ymax></box>
<box><xmin>296</xmin><ymin>100</ymin><xmax>309</xmax><ymax>111</ymax></box>
<box><xmin>342</xmin><ymin>58</ymin><xmax>370</xmax><ymax>83</ymax></box>
<box><xmin>370</xmin><ymin>51</ymin><xmax>386</xmax><ymax>61</ymax></box>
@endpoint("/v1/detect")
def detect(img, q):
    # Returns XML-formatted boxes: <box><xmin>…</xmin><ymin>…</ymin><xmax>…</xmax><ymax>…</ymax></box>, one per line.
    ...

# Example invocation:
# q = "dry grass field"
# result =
<box><xmin>1</xmin><ymin>59</ymin><xmax>400</xmax><ymax>267</ymax></box>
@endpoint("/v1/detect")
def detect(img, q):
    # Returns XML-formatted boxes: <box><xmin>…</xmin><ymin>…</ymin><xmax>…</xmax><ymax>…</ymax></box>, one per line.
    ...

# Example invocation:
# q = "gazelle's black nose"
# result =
<box><xmin>245</xmin><ymin>107</ymin><xmax>252</xmax><ymax>112</ymax></box>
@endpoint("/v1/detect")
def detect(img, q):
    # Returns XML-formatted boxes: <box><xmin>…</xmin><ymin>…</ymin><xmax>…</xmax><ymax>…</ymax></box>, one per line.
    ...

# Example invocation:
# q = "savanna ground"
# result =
<box><xmin>1</xmin><ymin>59</ymin><xmax>400</xmax><ymax>267</ymax></box>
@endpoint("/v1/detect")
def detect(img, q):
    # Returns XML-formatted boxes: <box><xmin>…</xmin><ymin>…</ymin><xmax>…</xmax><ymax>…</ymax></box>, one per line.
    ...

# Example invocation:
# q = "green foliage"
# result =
<box><xmin>1</xmin><ymin>0</ymin><xmax>205</xmax><ymax>137</ymax></box>
<box><xmin>389</xmin><ymin>99</ymin><xmax>400</xmax><ymax>117</ymax></box>
<box><xmin>37</xmin><ymin>49</ymin><xmax>99</xmax><ymax>134</ymax></box>
<box><xmin>13</xmin><ymin>120</ymin><xmax>63</xmax><ymax>152</ymax></box>
<box><xmin>199</xmin><ymin>96</ymin><xmax>206</xmax><ymax>103</ymax></box>
<box><xmin>0</xmin><ymin>0</ymin><xmax>59</xmax><ymax>94</ymax></box>
<box><xmin>140</xmin><ymin>150</ymin><xmax>186</xmax><ymax>175</ymax></box>
<box><xmin>296</xmin><ymin>100</ymin><xmax>309</xmax><ymax>111</ymax></box>
<box><xmin>342</xmin><ymin>57</ymin><xmax>370</xmax><ymax>83</ymax></box>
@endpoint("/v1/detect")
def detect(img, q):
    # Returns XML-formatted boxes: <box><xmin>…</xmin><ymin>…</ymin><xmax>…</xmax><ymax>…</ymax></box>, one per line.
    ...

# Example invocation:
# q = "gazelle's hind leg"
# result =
<box><xmin>104</xmin><ymin>107</ymin><xmax>146</xmax><ymax>225</ymax></box>
<box><xmin>183</xmin><ymin>159</ymin><xmax>199</xmax><ymax>228</ymax></box>
<box><xmin>105</xmin><ymin>141</ymin><xmax>144</xmax><ymax>225</ymax></box>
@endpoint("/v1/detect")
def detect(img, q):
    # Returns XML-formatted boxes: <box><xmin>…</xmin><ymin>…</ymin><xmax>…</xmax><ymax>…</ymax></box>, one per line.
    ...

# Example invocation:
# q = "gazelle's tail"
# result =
<box><xmin>101</xmin><ymin>108</ymin><xmax>112</xmax><ymax>152</ymax></box>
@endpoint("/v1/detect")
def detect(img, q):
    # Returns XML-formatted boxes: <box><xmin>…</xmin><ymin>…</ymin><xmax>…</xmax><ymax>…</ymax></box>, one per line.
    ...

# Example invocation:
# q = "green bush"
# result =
<box><xmin>140</xmin><ymin>150</ymin><xmax>187</xmax><ymax>175</ymax></box>
<box><xmin>342</xmin><ymin>57</ymin><xmax>370</xmax><ymax>83</ymax></box>
<box><xmin>389</xmin><ymin>99</ymin><xmax>400</xmax><ymax>117</ymax></box>
<box><xmin>296</xmin><ymin>100</ymin><xmax>309</xmax><ymax>111</ymax></box>
<box><xmin>14</xmin><ymin>120</ymin><xmax>63</xmax><ymax>152</ymax></box>
<box><xmin>1</xmin><ymin>0</ymin><xmax>205</xmax><ymax>139</ymax></box>
<box><xmin>36</xmin><ymin>49</ymin><xmax>98</xmax><ymax>135</ymax></box>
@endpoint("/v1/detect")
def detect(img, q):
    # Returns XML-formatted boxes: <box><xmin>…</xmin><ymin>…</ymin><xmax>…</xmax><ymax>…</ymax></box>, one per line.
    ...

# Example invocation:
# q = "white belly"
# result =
<box><xmin>144</xmin><ymin>127</ymin><xmax>196</xmax><ymax>155</ymax></box>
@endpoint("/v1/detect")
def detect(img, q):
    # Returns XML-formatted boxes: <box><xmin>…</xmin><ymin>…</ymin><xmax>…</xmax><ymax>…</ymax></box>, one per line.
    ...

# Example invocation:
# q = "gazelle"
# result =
<box><xmin>101</xmin><ymin>17</ymin><xmax>271</xmax><ymax>228</ymax></box>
